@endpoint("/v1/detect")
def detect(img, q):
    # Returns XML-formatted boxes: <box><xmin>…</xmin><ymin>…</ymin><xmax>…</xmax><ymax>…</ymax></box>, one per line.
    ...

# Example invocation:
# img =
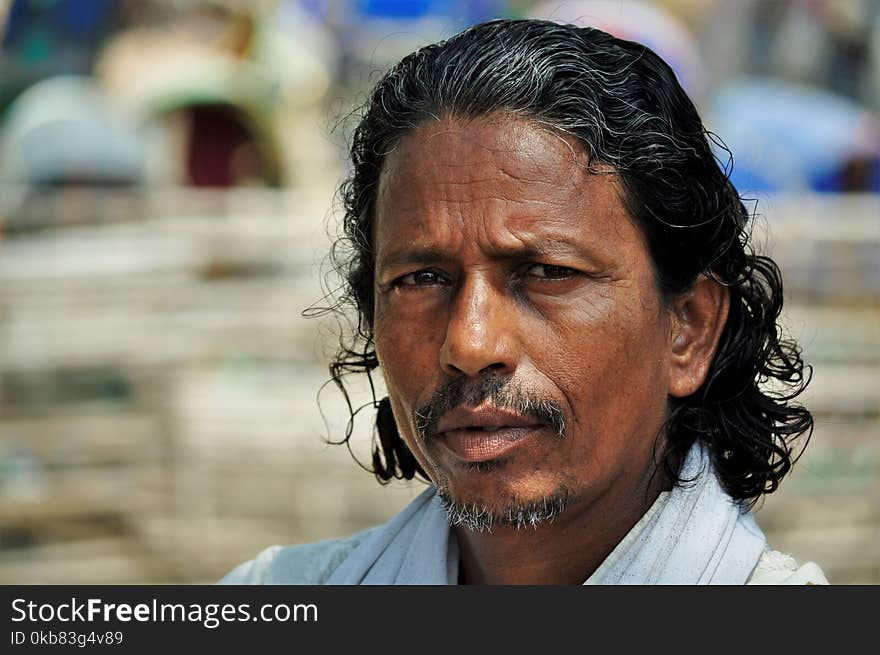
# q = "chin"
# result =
<box><xmin>435</xmin><ymin>470</ymin><xmax>574</xmax><ymax>533</ymax></box>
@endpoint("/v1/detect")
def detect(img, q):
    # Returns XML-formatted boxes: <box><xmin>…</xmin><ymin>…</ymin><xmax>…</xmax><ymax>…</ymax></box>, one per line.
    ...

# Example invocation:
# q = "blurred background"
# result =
<box><xmin>0</xmin><ymin>0</ymin><xmax>877</xmax><ymax>585</ymax></box>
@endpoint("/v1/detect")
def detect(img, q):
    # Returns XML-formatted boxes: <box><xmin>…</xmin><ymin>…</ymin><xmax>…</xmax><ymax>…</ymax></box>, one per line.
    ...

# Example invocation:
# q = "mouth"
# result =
<box><xmin>433</xmin><ymin>406</ymin><xmax>545</xmax><ymax>463</ymax></box>
<box><xmin>437</xmin><ymin>426</ymin><xmax>541</xmax><ymax>463</ymax></box>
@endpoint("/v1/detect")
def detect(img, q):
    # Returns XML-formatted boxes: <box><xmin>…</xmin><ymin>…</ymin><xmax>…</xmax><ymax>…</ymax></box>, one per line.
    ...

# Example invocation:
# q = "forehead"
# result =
<box><xmin>377</xmin><ymin>114</ymin><xmax>592</xmax><ymax>208</ymax></box>
<box><xmin>372</xmin><ymin>114</ymin><xmax>644</xmax><ymax>262</ymax></box>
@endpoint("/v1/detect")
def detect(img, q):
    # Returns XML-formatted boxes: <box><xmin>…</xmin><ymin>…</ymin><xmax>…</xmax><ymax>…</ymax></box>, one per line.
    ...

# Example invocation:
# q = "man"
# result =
<box><xmin>221</xmin><ymin>19</ymin><xmax>826</xmax><ymax>585</ymax></box>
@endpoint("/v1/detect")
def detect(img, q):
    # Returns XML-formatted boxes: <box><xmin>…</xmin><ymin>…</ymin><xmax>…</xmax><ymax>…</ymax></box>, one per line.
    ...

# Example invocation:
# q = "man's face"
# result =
<box><xmin>372</xmin><ymin>114</ymin><xmax>675</xmax><ymax>528</ymax></box>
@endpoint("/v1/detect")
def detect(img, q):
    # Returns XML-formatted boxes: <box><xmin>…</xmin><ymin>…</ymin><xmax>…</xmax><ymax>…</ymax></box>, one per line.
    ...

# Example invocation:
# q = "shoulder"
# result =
<box><xmin>746</xmin><ymin>548</ymin><xmax>829</xmax><ymax>585</ymax></box>
<box><xmin>217</xmin><ymin>526</ymin><xmax>380</xmax><ymax>585</ymax></box>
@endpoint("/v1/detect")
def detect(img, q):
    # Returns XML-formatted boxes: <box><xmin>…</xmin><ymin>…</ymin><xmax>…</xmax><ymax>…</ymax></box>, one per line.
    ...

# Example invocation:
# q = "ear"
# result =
<box><xmin>668</xmin><ymin>275</ymin><xmax>730</xmax><ymax>398</ymax></box>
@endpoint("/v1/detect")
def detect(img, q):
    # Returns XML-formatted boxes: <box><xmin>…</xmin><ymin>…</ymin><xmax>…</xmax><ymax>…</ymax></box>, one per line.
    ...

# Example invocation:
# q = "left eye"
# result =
<box><xmin>525</xmin><ymin>264</ymin><xmax>577</xmax><ymax>279</ymax></box>
<box><xmin>394</xmin><ymin>269</ymin><xmax>450</xmax><ymax>287</ymax></box>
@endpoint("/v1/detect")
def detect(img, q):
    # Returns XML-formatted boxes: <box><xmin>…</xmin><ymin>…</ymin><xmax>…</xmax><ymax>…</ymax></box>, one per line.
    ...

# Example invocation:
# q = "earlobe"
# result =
<box><xmin>668</xmin><ymin>275</ymin><xmax>730</xmax><ymax>398</ymax></box>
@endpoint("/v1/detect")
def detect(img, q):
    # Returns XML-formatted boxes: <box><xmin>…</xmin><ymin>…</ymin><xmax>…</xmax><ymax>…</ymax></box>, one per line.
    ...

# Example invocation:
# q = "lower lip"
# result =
<box><xmin>438</xmin><ymin>427</ymin><xmax>539</xmax><ymax>463</ymax></box>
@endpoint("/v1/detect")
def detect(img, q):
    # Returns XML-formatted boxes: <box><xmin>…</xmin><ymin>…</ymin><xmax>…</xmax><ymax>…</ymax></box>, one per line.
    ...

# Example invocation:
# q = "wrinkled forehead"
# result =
<box><xmin>371</xmin><ymin>113</ymin><xmax>631</xmax><ymax>253</ymax></box>
<box><xmin>376</xmin><ymin>113</ymin><xmax>595</xmax><ymax>205</ymax></box>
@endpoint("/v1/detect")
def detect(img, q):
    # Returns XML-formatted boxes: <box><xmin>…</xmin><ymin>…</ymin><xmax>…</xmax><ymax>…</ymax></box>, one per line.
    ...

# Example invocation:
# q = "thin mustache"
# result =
<box><xmin>414</xmin><ymin>374</ymin><xmax>566</xmax><ymax>442</ymax></box>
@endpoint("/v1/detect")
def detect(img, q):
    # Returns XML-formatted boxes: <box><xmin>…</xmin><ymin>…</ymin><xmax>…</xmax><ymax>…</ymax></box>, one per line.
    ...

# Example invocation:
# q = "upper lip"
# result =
<box><xmin>434</xmin><ymin>406</ymin><xmax>542</xmax><ymax>435</ymax></box>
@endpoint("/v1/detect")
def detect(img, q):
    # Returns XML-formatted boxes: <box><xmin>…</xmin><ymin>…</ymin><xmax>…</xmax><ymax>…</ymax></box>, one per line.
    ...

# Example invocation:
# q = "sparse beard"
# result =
<box><xmin>437</xmin><ymin>487</ymin><xmax>570</xmax><ymax>533</ymax></box>
<box><xmin>413</xmin><ymin>373</ymin><xmax>571</xmax><ymax>532</ymax></box>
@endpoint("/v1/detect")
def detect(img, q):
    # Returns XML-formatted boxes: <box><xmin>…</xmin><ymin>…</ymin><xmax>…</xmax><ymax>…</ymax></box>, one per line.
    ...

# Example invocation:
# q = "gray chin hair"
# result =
<box><xmin>437</xmin><ymin>489</ymin><xmax>570</xmax><ymax>533</ymax></box>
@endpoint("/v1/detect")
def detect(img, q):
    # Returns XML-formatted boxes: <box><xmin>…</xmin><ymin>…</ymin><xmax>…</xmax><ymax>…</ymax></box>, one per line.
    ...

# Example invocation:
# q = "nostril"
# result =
<box><xmin>441</xmin><ymin>360</ymin><xmax>508</xmax><ymax>379</ymax></box>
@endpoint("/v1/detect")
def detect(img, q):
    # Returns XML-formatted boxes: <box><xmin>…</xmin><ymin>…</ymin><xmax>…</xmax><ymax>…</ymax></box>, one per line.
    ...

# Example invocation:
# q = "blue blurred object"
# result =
<box><xmin>1</xmin><ymin>0</ymin><xmax>119</xmax><ymax>113</ymax></box>
<box><xmin>343</xmin><ymin>0</ymin><xmax>506</xmax><ymax>24</ymax></box>
<box><xmin>710</xmin><ymin>78</ymin><xmax>880</xmax><ymax>194</ymax></box>
<box><xmin>2</xmin><ymin>0</ymin><xmax>116</xmax><ymax>63</ymax></box>
<box><xmin>0</xmin><ymin>75</ymin><xmax>145</xmax><ymax>186</ymax></box>
<box><xmin>357</xmin><ymin>0</ymin><xmax>435</xmax><ymax>18</ymax></box>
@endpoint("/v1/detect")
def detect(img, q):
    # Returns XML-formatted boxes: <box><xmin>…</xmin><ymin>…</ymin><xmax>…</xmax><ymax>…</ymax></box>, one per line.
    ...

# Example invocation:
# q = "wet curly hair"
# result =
<box><xmin>323</xmin><ymin>18</ymin><xmax>812</xmax><ymax>506</ymax></box>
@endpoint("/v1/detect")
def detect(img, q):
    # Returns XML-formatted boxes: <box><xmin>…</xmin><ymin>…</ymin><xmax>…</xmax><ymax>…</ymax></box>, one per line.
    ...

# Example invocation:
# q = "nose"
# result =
<box><xmin>439</xmin><ymin>275</ymin><xmax>519</xmax><ymax>378</ymax></box>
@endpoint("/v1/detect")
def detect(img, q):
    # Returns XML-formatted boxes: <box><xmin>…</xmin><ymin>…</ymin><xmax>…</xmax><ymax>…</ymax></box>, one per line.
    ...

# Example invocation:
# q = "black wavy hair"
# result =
<box><xmin>322</xmin><ymin>18</ymin><xmax>812</xmax><ymax>506</ymax></box>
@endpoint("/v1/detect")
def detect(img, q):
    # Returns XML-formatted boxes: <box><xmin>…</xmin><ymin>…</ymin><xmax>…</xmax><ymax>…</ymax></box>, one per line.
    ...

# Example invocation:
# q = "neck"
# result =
<box><xmin>454</xmin><ymin>464</ymin><xmax>670</xmax><ymax>585</ymax></box>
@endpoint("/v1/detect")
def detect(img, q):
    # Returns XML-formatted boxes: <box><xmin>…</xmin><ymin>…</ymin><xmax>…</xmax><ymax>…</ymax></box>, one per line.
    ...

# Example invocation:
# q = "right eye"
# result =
<box><xmin>393</xmin><ymin>269</ymin><xmax>450</xmax><ymax>288</ymax></box>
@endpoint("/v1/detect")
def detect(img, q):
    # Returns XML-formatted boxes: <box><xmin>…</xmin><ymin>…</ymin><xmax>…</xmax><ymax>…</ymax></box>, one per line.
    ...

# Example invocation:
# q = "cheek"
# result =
<box><xmin>374</xmin><ymin>301</ymin><xmax>444</xmax><ymax>410</ymax></box>
<box><xmin>374</xmin><ymin>316</ymin><xmax>444</xmax><ymax>480</ymax></box>
<box><xmin>539</xmin><ymin>288</ymin><xmax>670</xmax><ymax>424</ymax></box>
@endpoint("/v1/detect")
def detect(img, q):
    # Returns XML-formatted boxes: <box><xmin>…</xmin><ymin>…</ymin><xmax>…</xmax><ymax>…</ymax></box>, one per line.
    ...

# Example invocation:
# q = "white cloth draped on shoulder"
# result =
<box><xmin>326</xmin><ymin>443</ymin><xmax>767</xmax><ymax>584</ymax></box>
<box><xmin>325</xmin><ymin>485</ymin><xmax>459</xmax><ymax>584</ymax></box>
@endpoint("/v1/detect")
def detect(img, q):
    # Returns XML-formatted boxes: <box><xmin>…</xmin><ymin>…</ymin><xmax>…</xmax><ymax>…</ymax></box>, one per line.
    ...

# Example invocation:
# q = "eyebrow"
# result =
<box><xmin>377</xmin><ymin>247</ymin><xmax>449</xmax><ymax>270</ymax></box>
<box><xmin>376</xmin><ymin>238</ymin><xmax>604</xmax><ymax>271</ymax></box>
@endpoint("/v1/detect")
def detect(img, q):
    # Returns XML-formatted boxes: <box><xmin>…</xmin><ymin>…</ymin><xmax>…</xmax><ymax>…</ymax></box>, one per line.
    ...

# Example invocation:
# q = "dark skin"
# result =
<box><xmin>372</xmin><ymin>114</ymin><xmax>730</xmax><ymax>584</ymax></box>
